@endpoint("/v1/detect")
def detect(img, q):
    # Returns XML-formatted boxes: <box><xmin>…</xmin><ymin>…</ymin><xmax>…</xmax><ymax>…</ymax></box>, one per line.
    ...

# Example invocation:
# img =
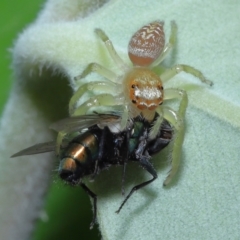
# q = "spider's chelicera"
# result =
<box><xmin>65</xmin><ymin>20</ymin><xmax>213</xmax><ymax>186</ymax></box>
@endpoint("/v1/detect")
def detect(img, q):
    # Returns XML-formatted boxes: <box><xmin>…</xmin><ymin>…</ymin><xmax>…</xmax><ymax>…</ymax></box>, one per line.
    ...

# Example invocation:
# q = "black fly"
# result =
<box><xmin>11</xmin><ymin>113</ymin><xmax>173</xmax><ymax>229</ymax></box>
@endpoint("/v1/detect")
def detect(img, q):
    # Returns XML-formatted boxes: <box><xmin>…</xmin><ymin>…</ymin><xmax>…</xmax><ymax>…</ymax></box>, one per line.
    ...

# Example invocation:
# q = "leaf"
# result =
<box><xmin>1</xmin><ymin>1</ymin><xmax>240</xmax><ymax>240</ymax></box>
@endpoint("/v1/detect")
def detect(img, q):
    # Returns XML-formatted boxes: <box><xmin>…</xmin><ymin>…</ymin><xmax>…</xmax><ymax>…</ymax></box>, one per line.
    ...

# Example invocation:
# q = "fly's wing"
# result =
<box><xmin>11</xmin><ymin>141</ymin><xmax>55</xmax><ymax>158</ymax></box>
<box><xmin>11</xmin><ymin>114</ymin><xmax>122</xmax><ymax>158</ymax></box>
<box><xmin>50</xmin><ymin>113</ymin><xmax>121</xmax><ymax>133</ymax></box>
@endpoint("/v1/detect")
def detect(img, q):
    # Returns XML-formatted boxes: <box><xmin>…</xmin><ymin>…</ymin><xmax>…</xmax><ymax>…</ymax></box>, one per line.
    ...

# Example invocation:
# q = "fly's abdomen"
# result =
<box><xmin>64</xmin><ymin>131</ymin><xmax>99</xmax><ymax>164</ymax></box>
<box><xmin>59</xmin><ymin>131</ymin><xmax>100</xmax><ymax>183</ymax></box>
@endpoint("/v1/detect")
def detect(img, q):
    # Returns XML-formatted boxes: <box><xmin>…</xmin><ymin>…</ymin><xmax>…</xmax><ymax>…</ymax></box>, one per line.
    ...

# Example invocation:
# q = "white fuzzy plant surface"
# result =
<box><xmin>1</xmin><ymin>0</ymin><xmax>240</xmax><ymax>239</ymax></box>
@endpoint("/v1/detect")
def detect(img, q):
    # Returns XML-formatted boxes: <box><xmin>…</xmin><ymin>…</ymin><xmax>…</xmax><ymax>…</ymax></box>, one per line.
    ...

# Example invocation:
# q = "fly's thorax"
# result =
<box><xmin>123</xmin><ymin>67</ymin><xmax>163</xmax><ymax>120</ymax></box>
<box><xmin>128</xmin><ymin>120</ymin><xmax>145</xmax><ymax>153</ymax></box>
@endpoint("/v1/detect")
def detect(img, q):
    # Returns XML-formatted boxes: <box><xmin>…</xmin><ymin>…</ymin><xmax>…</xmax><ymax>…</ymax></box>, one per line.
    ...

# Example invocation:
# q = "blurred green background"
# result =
<box><xmin>1</xmin><ymin>1</ymin><xmax>99</xmax><ymax>239</ymax></box>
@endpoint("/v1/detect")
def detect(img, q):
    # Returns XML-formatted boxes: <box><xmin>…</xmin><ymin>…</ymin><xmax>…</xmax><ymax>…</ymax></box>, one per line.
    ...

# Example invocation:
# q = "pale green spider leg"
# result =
<box><xmin>150</xmin><ymin>21</ymin><xmax>177</xmax><ymax>68</ymax></box>
<box><xmin>69</xmin><ymin>81</ymin><xmax>119</xmax><ymax>115</ymax></box>
<box><xmin>157</xmin><ymin>61</ymin><xmax>212</xmax><ymax>184</ymax></box>
<box><xmin>161</xmin><ymin>64</ymin><xmax>213</xmax><ymax>86</ymax></box>
<box><xmin>74</xmin><ymin>63</ymin><xmax>118</xmax><ymax>82</ymax></box>
<box><xmin>55</xmin><ymin>131</ymin><xmax>67</xmax><ymax>156</ymax></box>
<box><xmin>148</xmin><ymin>108</ymin><xmax>164</xmax><ymax>139</ymax></box>
<box><xmin>72</xmin><ymin>93</ymin><xmax>124</xmax><ymax>117</ymax></box>
<box><xmin>72</xmin><ymin>92</ymin><xmax>129</xmax><ymax>132</ymax></box>
<box><xmin>119</xmin><ymin>104</ymin><xmax>130</xmax><ymax>131</ymax></box>
<box><xmin>95</xmin><ymin>28</ymin><xmax>128</xmax><ymax>71</ymax></box>
<box><xmin>163</xmin><ymin>88</ymin><xmax>188</xmax><ymax>186</ymax></box>
<box><xmin>149</xmin><ymin>104</ymin><xmax>182</xmax><ymax>140</ymax></box>
<box><xmin>148</xmin><ymin>88</ymin><xmax>187</xmax><ymax>186</ymax></box>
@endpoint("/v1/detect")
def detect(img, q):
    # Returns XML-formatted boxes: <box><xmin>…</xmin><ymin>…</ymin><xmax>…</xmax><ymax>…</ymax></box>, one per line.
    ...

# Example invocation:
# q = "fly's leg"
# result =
<box><xmin>91</xmin><ymin>127</ymin><xmax>108</xmax><ymax>180</ymax></box>
<box><xmin>116</xmin><ymin>155</ymin><xmax>157</xmax><ymax>214</ymax></box>
<box><xmin>120</xmin><ymin>128</ymin><xmax>131</xmax><ymax>196</ymax></box>
<box><xmin>80</xmin><ymin>182</ymin><xmax>97</xmax><ymax>229</ymax></box>
<box><xmin>116</xmin><ymin>141</ymin><xmax>157</xmax><ymax>213</ymax></box>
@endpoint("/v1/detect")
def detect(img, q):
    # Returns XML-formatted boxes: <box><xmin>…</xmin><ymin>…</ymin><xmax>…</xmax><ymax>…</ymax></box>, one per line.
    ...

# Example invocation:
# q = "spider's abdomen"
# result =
<box><xmin>125</xmin><ymin>68</ymin><xmax>164</xmax><ymax>111</ymax></box>
<box><xmin>128</xmin><ymin>21</ymin><xmax>165</xmax><ymax>66</ymax></box>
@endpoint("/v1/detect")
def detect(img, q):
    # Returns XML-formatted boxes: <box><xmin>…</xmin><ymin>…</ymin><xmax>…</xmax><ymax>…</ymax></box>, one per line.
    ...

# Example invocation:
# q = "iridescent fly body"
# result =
<box><xmin>12</xmin><ymin>114</ymin><xmax>173</xmax><ymax>229</ymax></box>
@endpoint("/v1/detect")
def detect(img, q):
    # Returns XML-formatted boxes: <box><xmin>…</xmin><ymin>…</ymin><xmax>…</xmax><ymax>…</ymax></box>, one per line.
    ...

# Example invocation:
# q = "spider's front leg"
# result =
<box><xmin>149</xmin><ymin>106</ymin><xmax>181</xmax><ymax>140</ymax></box>
<box><xmin>69</xmin><ymin>81</ymin><xmax>119</xmax><ymax>115</ymax></box>
<box><xmin>74</xmin><ymin>62</ymin><xmax>117</xmax><ymax>82</ymax></box>
<box><xmin>149</xmin><ymin>88</ymin><xmax>188</xmax><ymax>186</ymax></box>
<box><xmin>72</xmin><ymin>93</ymin><xmax>124</xmax><ymax>117</ymax></box>
<box><xmin>162</xmin><ymin>88</ymin><xmax>188</xmax><ymax>186</ymax></box>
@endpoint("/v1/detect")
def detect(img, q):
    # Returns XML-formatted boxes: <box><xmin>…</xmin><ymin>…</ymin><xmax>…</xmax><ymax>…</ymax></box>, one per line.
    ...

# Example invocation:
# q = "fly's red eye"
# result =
<box><xmin>128</xmin><ymin>21</ymin><xmax>165</xmax><ymax>67</ymax></box>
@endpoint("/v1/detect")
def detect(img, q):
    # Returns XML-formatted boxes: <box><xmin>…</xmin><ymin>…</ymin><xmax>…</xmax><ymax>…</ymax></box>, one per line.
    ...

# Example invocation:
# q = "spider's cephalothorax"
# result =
<box><xmin>68</xmin><ymin>20</ymin><xmax>213</xmax><ymax>186</ymax></box>
<box><xmin>123</xmin><ymin>67</ymin><xmax>164</xmax><ymax>121</ymax></box>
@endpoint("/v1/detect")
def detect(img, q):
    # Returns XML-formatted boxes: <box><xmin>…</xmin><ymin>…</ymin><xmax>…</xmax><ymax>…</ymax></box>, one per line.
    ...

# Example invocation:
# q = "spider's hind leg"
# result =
<box><xmin>150</xmin><ymin>21</ymin><xmax>177</xmax><ymax>68</ymax></box>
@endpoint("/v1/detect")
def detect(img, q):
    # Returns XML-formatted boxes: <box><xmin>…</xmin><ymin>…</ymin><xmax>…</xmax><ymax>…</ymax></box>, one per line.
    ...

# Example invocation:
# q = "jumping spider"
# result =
<box><xmin>58</xmin><ymin>20</ymin><xmax>213</xmax><ymax>186</ymax></box>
